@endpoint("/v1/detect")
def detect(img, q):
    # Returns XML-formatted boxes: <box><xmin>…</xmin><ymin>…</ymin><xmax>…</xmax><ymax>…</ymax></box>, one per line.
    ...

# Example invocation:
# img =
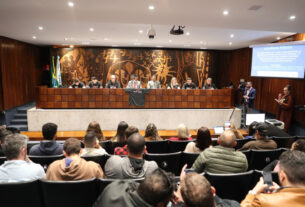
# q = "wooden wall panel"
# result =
<box><xmin>0</xmin><ymin>36</ymin><xmax>48</xmax><ymax>110</ymax></box>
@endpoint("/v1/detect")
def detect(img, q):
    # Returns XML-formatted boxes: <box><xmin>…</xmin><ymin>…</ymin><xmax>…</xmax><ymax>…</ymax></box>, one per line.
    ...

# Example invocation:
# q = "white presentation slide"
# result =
<box><xmin>251</xmin><ymin>44</ymin><xmax>305</xmax><ymax>78</ymax></box>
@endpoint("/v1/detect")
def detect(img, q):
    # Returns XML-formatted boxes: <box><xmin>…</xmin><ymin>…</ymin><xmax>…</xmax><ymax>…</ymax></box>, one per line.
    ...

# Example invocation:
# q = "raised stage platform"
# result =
<box><xmin>27</xmin><ymin>108</ymin><xmax>241</xmax><ymax>131</ymax></box>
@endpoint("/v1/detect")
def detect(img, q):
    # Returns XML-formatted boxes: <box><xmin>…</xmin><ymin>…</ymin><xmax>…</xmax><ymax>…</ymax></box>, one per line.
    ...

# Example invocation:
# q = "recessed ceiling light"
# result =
<box><xmin>230</xmin><ymin>34</ymin><xmax>234</xmax><ymax>38</ymax></box>
<box><xmin>276</xmin><ymin>37</ymin><xmax>281</xmax><ymax>40</ymax></box>
<box><xmin>89</xmin><ymin>28</ymin><xmax>94</xmax><ymax>32</ymax></box>
<box><xmin>148</xmin><ymin>5</ymin><xmax>155</xmax><ymax>10</ymax></box>
<box><xmin>32</xmin><ymin>36</ymin><xmax>37</xmax><ymax>39</ymax></box>
<box><xmin>68</xmin><ymin>2</ymin><xmax>74</xmax><ymax>7</ymax></box>
<box><xmin>38</xmin><ymin>26</ymin><xmax>43</xmax><ymax>30</ymax></box>
<box><xmin>229</xmin><ymin>42</ymin><xmax>232</xmax><ymax>45</ymax></box>
<box><xmin>223</xmin><ymin>10</ymin><xmax>229</xmax><ymax>15</ymax></box>
<box><xmin>139</xmin><ymin>30</ymin><xmax>143</xmax><ymax>34</ymax></box>
<box><xmin>104</xmin><ymin>38</ymin><xmax>109</xmax><ymax>41</ymax></box>
<box><xmin>64</xmin><ymin>37</ymin><xmax>69</xmax><ymax>41</ymax></box>
<box><xmin>69</xmin><ymin>45</ymin><xmax>74</xmax><ymax>48</ymax></box>
<box><xmin>289</xmin><ymin>15</ymin><xmax>296</xmax><ymax>20</ymax></box>
<box><xmin>186</xmin><ymin>32</ymin><xmax>190</xmax><ymax>36</ymax></box>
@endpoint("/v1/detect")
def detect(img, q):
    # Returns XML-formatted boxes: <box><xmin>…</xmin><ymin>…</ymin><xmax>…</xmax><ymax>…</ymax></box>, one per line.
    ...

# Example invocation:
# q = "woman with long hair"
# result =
<box><xmin>111</xmin><ymin>121</ymin><xmax>129</xmax><ymax>144</ymax></box>
<box><xmin>184</xmin><ymin>126</ymin><xmax>211</xmax><ymax>153</ymax></box>
<box><xmin>144</xmin><ymin>123</ymin><xmax>162</xmax><ymax>141</ymax></box>
<box><xmin>86</xmin><ymin>121</ymin><xmax>104</xmax><ymax>141</ymax></box>
<box><xmin>167</xmin><ymin>77</ymin><xmax>180</xmax><ymax>89</ymax></box>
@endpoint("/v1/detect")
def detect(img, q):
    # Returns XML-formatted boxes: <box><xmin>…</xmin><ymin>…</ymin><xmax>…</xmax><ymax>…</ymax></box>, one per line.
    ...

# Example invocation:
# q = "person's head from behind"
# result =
<box><xmin>291</xmin><ymin>139</ymin><xmax>305</xmax><ymax>152</ymax></box>
<box><xmin>137</xmin><ymin>169</ymin><xmax>175</xmax><ymax>207</ymax></box>
<box><xmin>248</xmin><ymin>121</ymin><xmax>258</xmax><ymax>137</ymax></box>
<box><xmin>87</xmin><ymin>121</ymin><xmax>104</xmax><ymax>141</ymax></box>
<box><xmin>145</xmin><ymin>123</ymin><xmax>159</xmax><ymax>140</ymax></box>
<box><xmin>186</xmin><ymin>77</ymin><xmax>192</xmax><ymax>85</ymax></box>
<box><xmin>278</xmin><ymin>150</ymin><xmax>305</xmax><ymax>187</ymax></box>
<box><xmin>196</xmin><ymin>127</ymin><xmax>211</xmax><ymax>151</ymax></box>
<box><xmin>125</xmin><ymin>126</ymin><xmax>139</xmax><ymax>139</ymax></box>
<box><xmin>63</xmin><ymin>138</ymin><xmax>82</xmax><ymax>157</ymax></box>
<box><xmin>110</xmin><ymin>75</ymin><xmax>116</xmax><ymax>83</ymax></box>
<box><xmin>83</xmin><ymin>131</ymin><xmax>98</xmax><ymax>148</ymax></box>
<box><xmin>0</xmin><ymin>127</ymin><xmax>12</xmax><ymax>145</ymax></box>
<box><xmin>246</xmin><ymin>81</ymin><xmax>252</xmax><ymax>89</ymax></box>
<box><xmin>255</xmin><ymin>122</ymin><xmax>268</xmax><ymax>140</ymax></box>
<box><xmin>3</xmin><ymin>134</ymin><xmax>28</xmax><ymax>160</ymax></box>
<box><xmin>92</xmin><ymin>76</ymin><xmax>98</xmax><ymax>84</ymax></box>
<box><xmin>206</xmin><ymin>77</ymin><xmax>212</xmax><ymax>85</ymax></box>
<box><xmin>127</xmin><ymin>133</ymin><xmax>146</xmax><ymax>157</ymax></box>
<box><xmin>42</xmin><ymin>123</ymin><xmax>58</xmax><ymax>140</ymax></box>
<box><xmin>177</xmin><ymin>124</ymin><xmax>190</xmax><ymax>139</ymax></box>
<box><xmin>283</xmin><ymin>85</ymin><xmax>291</xmax><ymax>96</ymax></box>
<box><xmin>181</xmin><ymin>173</ymin><xmax>215</xmax><ymax>207</ymax></box>
<box><xmin>115</xmin><ymin>121</ymin><xmax>128</xmax><ymax>140</ymax></box>
<box><xmin>218</xmin><ymin>130</ymin><xmax>236</xmax><ymax>148</ymax></box>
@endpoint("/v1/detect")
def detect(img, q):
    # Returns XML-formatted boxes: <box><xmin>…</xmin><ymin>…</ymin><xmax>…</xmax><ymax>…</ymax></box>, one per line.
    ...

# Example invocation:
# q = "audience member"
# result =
<box><xmin>111</xmin><ymin>121</ymin><xmax>128</xmax><ymax>143</ymax></box>
<box><xmin>246</xmin><ymin>121</ymin><xmax>258</xmax><ymax>138</ymax></box>
<box><xmin>105</xmin><ymin>133</ymin><xmax>158</xmax><ymax>179</ymax></box>
<box><xmin>93</xmin><ymin>168</ymin><xmax>176</xmax><ymax>207</ymax></box>
<box><xmin>29</xmin><ymin>123</ymin><xmax>63</xmax><ymax>156</ymax></box>
<box><xmin>170</xmin><ymin>124</ymin><xmax>193</xmax><ymax>141</ymax></box>
<box><xmin>238</xmin><ymin>123</ymin><xmax>277</xmax><ymax>151</ymax></box>
<box><xmin>241</xmin><ymin>150</ymin><xmax>305</xmax><ymax>207</ymax></box>
<box><xmin>81</xmin><ymin>131</ymin><xmax>107</xmax><ymax>156</ymax></box>
<box><xmin>184</xmin><ymin>126</ymin><xmax>211</xmax><ymax>153</ymax></box>
<box><xmin>192</xmin><ymin>130</ymin><xmax>248</xmax><ymax>173</ymax></box>
<box><xmin>263</xmin><ymin>139</ymin><xmax>305</xmax><ymax>172</ymax></box>
<box><xmin>231</xmin><ymin>122</ymin><xmax>244</xmax><ymax>139</ymax></box>
<box><xmin>0</xmin><ymin>126</ymin><xmax>12</xmax><ymax>156</ymax></box>
<box><xmin>144</xmin><ymin>123</ymin><xmax>162</xmax><ymax>141</ymax></box>
<box><xmin>46</xmin><ymin>138</ymin><xmax>104</xmax><ymax>181</ymax></box>
<box><xmin>0</xmin><ymin>134</ymin><xmax>45</xmax><ymax>182</ymax></box>
<box><xmin>182</xmin><ymin>77</ymin><xmax>196</xmax><ymax>89</ymax></box>
<box><xmin>247</xmin><ymin>121</ymin><xmax>289</xmax><ymax>138</ymax></box>
<box><xmin>114</xmin><ymin>125</ymin><xmax>143</xmax><ymax>155</ymax></box>
<box><xmin>86</xmin><ymin>121</ymin><xmax>104</xmax><ymax>141</ymax></box>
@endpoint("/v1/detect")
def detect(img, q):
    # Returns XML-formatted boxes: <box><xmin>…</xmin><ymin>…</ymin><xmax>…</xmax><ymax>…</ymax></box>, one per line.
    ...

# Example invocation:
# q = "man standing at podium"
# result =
<box><xmin>126</xmin><ymin>74</ymin><xmax>142</xmax><ymax>89</ymax></box>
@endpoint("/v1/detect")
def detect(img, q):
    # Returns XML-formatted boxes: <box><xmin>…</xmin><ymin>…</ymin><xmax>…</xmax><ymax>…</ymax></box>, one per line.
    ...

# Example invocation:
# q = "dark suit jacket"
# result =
<box><xmin>244</xmin><ymin>87</ymin><xmax>256</xmax><ymax>108</ymax></box>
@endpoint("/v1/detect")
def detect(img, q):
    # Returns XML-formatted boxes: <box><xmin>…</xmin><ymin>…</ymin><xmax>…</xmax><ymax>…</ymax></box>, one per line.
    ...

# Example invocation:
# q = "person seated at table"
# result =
<box><xmin>184</xmin><ymin>126</ymin><xmax>211</xmax><ymax>153</ymax></box>
<box><xmin>88</xmin><ymin>76</ymin><xmax>102</xmax><ymax>88</ymax></box>
<box><xmin>29</xmin><ymin>122</ymin><xmax>63</xmax><ymax>156</ymax></box>
<box><xmin>81</xmin><ymin>131</ymin><xmax>108</xmax><ymax>157</ymax></box>
<box><xmin>182</xmin><ymin>77</ymin><xmax>196</xmax><ymax>89</ymax></box>
<box><xmin>203</xmin><ymin>77</ymin><xmax>217</xmax><ymax>90</ymax></box>
<box><xmin>104</xmin><ymin>133</ymin><xmax>158</xmax><ymax>179</ymax></box>
<box><xmin>126</xmin><ymin>74</ymin><xmax>142</xmax><ymax>89</ymax></box>
<box><xmin>147</xmin><ymin>74</ymin><xmax>161</xmax><ymax>89</ymax></box>
<box><xmin>70</xmin><ymin>78</ymin><xmax>85</xmax><ymax>88</ymax></box>
<box><xmin>46</xmin><ymin>138</ymin><xmax>104</xmax><ymax>181</ymax></box>
<box><xmin>86</xmin><ymin>121</ymin><xmax>104</xmax><ymax>141</ymax></box>
<box><xmin>238</xmin><ymin>122</ymin><xmax>277</xmax><ymax>151</ymax></box>
<box><xmin>167</xmin><ymin>77</ymin><xmax>180</xmax><ymax>89</ymax></box>
<box><xmin>111</xmin><ymin>121</ymin><xmax>129</xmax><ymax>143</ymax></box>
<box><xmin>169</xmin><ymin>124</ymin><xmax>193</xmax><ymax>141</ymax></box>
<box><xmin>105</xmin><ymin>75</ymin><xmax>121</xmax><ymax>88</ymax></box>
<box><xmin>144</xmin><ymin>123</ymin><xmax>162</xmax><ymax>141</ymax></box>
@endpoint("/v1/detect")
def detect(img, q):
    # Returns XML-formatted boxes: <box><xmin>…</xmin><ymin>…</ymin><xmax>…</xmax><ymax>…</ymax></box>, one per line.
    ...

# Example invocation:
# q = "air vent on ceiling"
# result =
<box><xmin>248</xmin><ymin>5</ymin><xmax>262</xmax><ymax>11</ymax></box>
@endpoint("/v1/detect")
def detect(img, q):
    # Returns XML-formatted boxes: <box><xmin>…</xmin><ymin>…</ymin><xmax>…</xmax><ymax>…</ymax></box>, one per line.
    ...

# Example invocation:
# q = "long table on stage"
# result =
<box><xmin>36</xmin><ymin>87</ymin><xmax>234</xmax><ymax>109</ymax></box>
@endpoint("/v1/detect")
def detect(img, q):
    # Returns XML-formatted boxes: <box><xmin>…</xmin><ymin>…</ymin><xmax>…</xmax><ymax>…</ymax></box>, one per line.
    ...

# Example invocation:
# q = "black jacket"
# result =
<box><xmin>29</xmin><ymin>141</ymin><xmax>63</xmax><ymax>156</ymax></box>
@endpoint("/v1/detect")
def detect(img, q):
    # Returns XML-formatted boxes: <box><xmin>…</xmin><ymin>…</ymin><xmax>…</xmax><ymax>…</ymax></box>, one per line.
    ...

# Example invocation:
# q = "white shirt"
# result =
<box><xmin>81</xmin><ymin>148</ymin><xmax>108</xmax><ymax>157</ymax></box>
<box><xmin>0</xmin><ymin>160</ymin><xmax>45</xmax><ymax>182</ymax></box>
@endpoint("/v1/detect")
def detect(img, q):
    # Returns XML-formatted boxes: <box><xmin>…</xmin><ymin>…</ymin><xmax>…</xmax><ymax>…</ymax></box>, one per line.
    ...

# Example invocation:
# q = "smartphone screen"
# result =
<box><xmin>263</xmin><ymin>172</ymin><xmax>273</xmax><ymax>187</ymax></box>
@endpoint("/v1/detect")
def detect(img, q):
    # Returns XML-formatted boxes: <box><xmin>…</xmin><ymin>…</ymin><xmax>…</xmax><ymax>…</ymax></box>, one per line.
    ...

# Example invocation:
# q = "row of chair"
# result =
<box><xmin>0</xmin><ymin>148</ymin><xmax>288</xmax><ymax>175</ymax></box>
<box><xmin>0</xmin><ymin>170</ymin><xmax>278</xmax><ymax>207</ymax></box>
<box><xmin>25</xmin><ymin>135</ymin><xmax>302</xmax><ymax>155</ymax></box>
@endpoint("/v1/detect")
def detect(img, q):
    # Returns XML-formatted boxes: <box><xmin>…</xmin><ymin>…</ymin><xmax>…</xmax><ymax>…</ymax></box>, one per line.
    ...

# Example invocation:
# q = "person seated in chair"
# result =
<box><xmin>105</xmin><ymin>75</ymin><xmax>121</xmax><ymax>88</ymax></box>
<box><xmin>29</xmin><ymin>123</ymin><xmax>63</xmax><ymax>156</ymax></box>
<box><xmin>184</xmin><ymin>126</ymin><xmax>212</xmax><ymax>153</ymax></box>
<box><xmin>241</xmin><ymin>150</ymin><xmax>305</xmax><ymax>207</ymax></box>
<box><xmin>169</xmin><ymin>124</ymin><xmax>193</xmax><ymax>141</ymax></box>
<box><xmin>167</xmin><ymin>77</ymin><xmax>180</xmax><ymax>89</ymax></box>
<box><xmin>144</xmin><ymin>123</ymin><xmax>162</xmax><ymax>141</ymax></box>
<box><xmin>70</xmin><ymin>78</ymin><xmax>85</xmax><ymax>88</ymax></box>
<box><xmin>88</xmin><ymin>76</ymin><xmax>102</xmax><ymax>88</ymax></box>
<box><xmin>182</xmin><ymin>77</ymin><xmax>196</xmax><ymax>89</ymax></box>
<box><xmin>192</xmin><ymin>130</ymin><xmax>248</xmax><ymax>174</ymax></box>
<box><xmin>126</xmin><ymin>74</ymin><xmax>142</xmax><ymax>89</ymax></box>
<box><xmin>238</xmin><ymin>122</ymin><xmax>277</xmax><ymax>151</ymax></box>
<box><xmin>104</xmin><ymin>133</ymin><xmax>158</xmax><ymax>179</ymax></box>
<box><xmin>0</xmin><ymin>134</ymin><xmax>45</xmax><ymax>182</ymax></box>
<box><xmin>93</xmin><ymin>168</ymin><xmax>176</xmax><ymax>207</ymax></box>
<box><xmin>46</xmin><ymin>138</ymin><xmax>104</xmax><ymax>181</ymax></box>
<box><xmin>81</xmin><ymin>131</ymin><xmax>108</xmax><ymax>157</ymax></box>
<box><xmin>147</xmin><ymin>75</ymin><xmax>162</xmax><ymax>89</ymax></box>
<box><xmin>203</xmin><ymin>77</ymin><xmax>217</xmax><ymax>90</ymax></box>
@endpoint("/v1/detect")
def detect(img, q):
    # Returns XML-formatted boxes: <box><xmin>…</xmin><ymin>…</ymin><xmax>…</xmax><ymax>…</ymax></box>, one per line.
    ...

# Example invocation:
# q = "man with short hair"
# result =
<box><xmin>0</xmin><ymin>134</ymin><xmax>45</xmax><ymax>182</ymax></box>
<box><xmin>0</xmin><ymin>126</ymin><xmax>12</xmax><ymax>156</ymax></box>
<box><xmin>105</xmin><ymin>75</ymin><xmax>121</xmax><ymax>88</ymax></box>
<box><xmin>241</xmin><ymin>150</ymin><xmax>305</xmax><ymax>207</ymax></box>
<box><xmin>238</xmin><ymin>122</ymin><xmax>277</xmax><ymax>151</ymax></box>
<box><xmin>81</xmin><ymin>131</ymin><xmax>107</xmax><ymax>156</ymax></box>
<box><xmin>88</xmin><ymin>76</ymin><xmax>102</xmax><ymax>88</ymax></box>
<box><xmin>147</xmin><ymin>74</ymin><xmax>161</xmax><ymax>89</ymax></box>
<box><xmin>105</xmin><ymin>133</ymin><xmax>158</xmax><ymax>179</ymax></box>
<box><xmin>192</xmin><ymin>130</ymin><xmax>248</xmax><ymax>173</ymax></box>
<box><xmin>29</xmin><ymin>123</ymin><xmax>63</xmax><ymax>156</ymax></box>
<box><xmin>182</xmin><ymin>77</ymin><xmax>197</xmax><ymax>89</ymax></box>
<box><xmin>46</xmin><ymin>138</ymin><xmax>104</xmax><ymax>181</ymax></box>
<box><xmin>203</xmin><ymin>77</ymin><xmax>217</xmax><ymax>90</ymax></box>
<box><xmin>243</xmin><ymin>81</ymin><xmax>256</xmax><ymax>114</ymax></box>
<box><xmin>93</xmin><ymin>168</ymin><xmax>176</xmax><ymax>207</ymax></box>
<box><xmin>70</xmin><ymin>78</ymin><xmax>85</xmax><ymax>88</ymax></box>
<box><xmin>127</xmin><ymin>74</ymin><xmax>142</xmax><ymax>89</ymax></box>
